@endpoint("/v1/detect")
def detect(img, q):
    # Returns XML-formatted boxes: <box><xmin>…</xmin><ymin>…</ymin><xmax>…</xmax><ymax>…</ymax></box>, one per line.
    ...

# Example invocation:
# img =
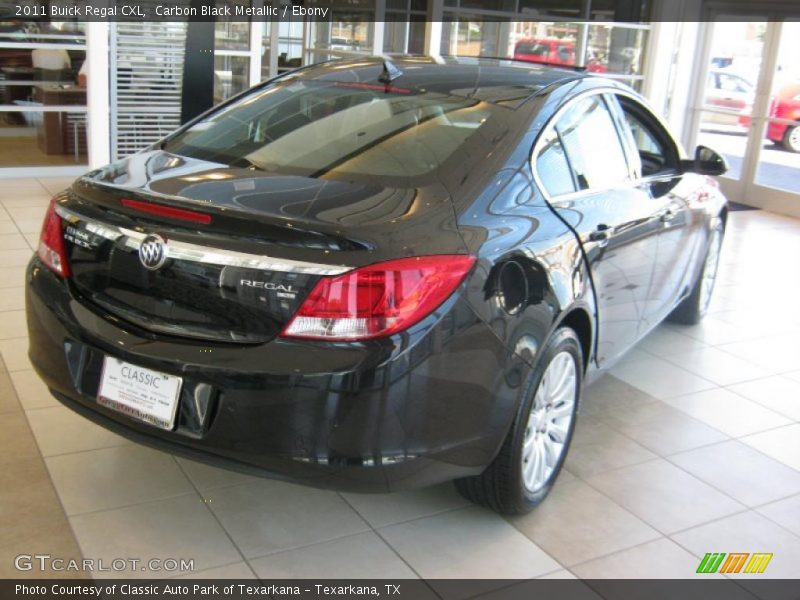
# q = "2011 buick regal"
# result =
<box><xmin>26</xmin><ymin>57</ymin><xmax>728</xmax><ymax>514</ymax></box>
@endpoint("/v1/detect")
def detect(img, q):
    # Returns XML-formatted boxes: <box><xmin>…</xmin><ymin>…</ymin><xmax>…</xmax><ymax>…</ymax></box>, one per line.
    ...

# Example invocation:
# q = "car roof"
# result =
<box><xmin>293</xmin><ymin>55</ymin><xmax>588</xmax><ymax>108</ymax></box>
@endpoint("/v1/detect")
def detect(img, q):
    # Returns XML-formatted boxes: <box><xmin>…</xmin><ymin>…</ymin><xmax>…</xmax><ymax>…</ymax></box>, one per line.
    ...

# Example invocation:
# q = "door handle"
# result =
<box><xmin>589</xmin><ymin>224</ymin><xmax>611</xmax><ymax>247</ymax></box>
<box><xmin>660</xmin><ymin>208</ymin><xmax>677</xmax><ymax>223</ymax></box>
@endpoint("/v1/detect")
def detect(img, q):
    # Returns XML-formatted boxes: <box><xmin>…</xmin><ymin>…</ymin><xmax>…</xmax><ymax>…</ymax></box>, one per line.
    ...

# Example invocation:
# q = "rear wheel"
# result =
<box><xmin>455</xmin><ymin>327</ymin><xmax>582</xmax><ymax>515</ymax></box>
<box><xmin>668</xmin><ymin>219</ymin><xmax>724</xmax><ymax>325</ymax></box>
<box><xmin>782</xmin><ymin>124</ymin><xmax>800</xmax><ymax>153</ymax></box>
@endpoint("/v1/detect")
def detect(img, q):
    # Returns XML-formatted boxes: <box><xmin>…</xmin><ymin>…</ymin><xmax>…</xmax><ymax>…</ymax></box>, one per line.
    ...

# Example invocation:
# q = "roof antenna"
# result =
<box><xmin>378</xmin><ymin>58</ymin><xmax>403</xmax><ymax>84</ymax></box>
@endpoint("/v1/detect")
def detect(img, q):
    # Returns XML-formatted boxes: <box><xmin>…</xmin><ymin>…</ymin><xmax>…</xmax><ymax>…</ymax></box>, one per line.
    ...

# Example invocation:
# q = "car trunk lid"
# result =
<box><xmin>57</xmin><ymin>154</ymin><xmax>463</xmax><ymax>344</ymax></box>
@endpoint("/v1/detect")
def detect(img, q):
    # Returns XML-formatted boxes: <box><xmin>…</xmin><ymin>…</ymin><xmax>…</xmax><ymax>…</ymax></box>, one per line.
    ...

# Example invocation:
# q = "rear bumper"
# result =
<box><xmin>26</xmin><ymin>259</ymin><xmax>524</xmax><ymax>493</ymax></box>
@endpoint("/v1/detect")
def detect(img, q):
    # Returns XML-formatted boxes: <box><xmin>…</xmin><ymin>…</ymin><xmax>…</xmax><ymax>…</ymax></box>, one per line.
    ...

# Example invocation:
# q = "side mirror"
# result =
<box><xmin>681</xmin><ymin>145</ymin><xmax>728</xmax><ymax>176</ymax></box>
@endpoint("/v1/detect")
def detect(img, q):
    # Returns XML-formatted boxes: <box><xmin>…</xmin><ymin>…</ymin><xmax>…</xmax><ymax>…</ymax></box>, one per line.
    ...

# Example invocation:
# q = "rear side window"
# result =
<box><xmin>534</xmin><ymin>129</ymin><xmax>576</xmax><ymax>196</ymax></box>
<box><xmin>554</xmin><ymin>95</ymin><xmax>630</xmax><ymax>191</ymax></box>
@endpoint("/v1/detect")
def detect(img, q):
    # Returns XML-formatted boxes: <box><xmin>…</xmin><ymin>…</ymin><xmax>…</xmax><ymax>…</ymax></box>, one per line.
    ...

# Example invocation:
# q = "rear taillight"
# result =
<box><xmin>37</xmin><ymin>199</ymin><xmax>70</xmax><ymax>277</ymax></box>
<box><xmin>281</xmin><ymin>255</ymin><xmax>476</xmax><ymax>341</ymax></box>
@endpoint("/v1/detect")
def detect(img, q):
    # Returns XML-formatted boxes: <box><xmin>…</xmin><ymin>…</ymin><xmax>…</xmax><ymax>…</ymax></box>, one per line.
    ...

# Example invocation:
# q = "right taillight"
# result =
<box><xmin>281</xmin><ymin>255</ymin><xmax>476</xmax><ymax>341</ymax></box>
<box><xmin>37</xmin><ymin>198</ymin><xmax>70</xmax><ymax>277</ymax></box>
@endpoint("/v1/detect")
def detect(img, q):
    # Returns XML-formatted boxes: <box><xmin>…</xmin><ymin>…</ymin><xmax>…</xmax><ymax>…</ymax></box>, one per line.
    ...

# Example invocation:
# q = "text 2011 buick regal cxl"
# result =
<box><xmin>26</xmin><ymin>57</ymin><xmax>728</xmax><ymax>514</ymax></box>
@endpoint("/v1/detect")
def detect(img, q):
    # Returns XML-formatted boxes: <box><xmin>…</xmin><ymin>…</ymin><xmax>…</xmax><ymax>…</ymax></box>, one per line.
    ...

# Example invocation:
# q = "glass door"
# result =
<box><xmin>692</xmin><ymin>19</ymin><xmax>767</xmax><ymax>187</ymax></box>
<box><xmin>752</xmin><ymin>20</ymin><xmax>800</xmax><ymax>211</ymax></box>
<box><xmin>689</xmin><ymin>16</ymin><xmax>800</xmax><ymax>217</ymax></box>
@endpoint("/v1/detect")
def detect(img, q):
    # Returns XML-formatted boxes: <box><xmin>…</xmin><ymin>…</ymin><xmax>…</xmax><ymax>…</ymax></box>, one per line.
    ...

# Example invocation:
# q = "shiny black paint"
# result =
<box><xmin>26</xmin><ymin>57</ymin><xmax>727</xmax><ymax>491</ymax></box>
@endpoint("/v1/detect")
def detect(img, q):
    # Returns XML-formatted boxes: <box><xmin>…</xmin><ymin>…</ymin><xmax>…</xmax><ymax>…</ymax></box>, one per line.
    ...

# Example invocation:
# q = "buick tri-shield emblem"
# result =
<box><xmin>138</xmin><ymin>234</ymin><xmax>168</xmax><ymax>271</ymax></box>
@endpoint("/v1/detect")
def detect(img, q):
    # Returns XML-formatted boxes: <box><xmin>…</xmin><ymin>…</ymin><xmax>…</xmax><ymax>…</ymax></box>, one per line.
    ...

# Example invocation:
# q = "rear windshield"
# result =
<box><xmin>162</xmin><ymin>79</ymin><xmax>500</xmax><ymax>180</ymax></box>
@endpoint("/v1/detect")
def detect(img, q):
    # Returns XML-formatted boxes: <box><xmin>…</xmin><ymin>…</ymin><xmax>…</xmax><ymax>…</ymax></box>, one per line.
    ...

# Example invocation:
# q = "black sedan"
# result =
<box><xmin>26</xmin><ymin>57</ymin><xmax>728</xmax><ymax>514</ymax></box>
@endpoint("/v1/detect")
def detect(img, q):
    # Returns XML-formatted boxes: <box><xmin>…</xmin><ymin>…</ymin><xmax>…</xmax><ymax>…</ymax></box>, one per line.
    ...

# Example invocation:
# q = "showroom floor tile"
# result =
<box><xmin>564</xmin><ymin>420</ymin><xmax>658</xmax><ymax>478</ymax></box>
<box><xmin>26</xmin><ymin>405</ymin><xmax>130</xmax><ymax>457</ymax></box>
<box><xmin>570</xmin><ymin>538</ymin><xmax>703</xmax><ymax>579</ymax></box>
<box><xmin>585</xmin><ymin>459</ymin><xmax>745</xmax><ymax>534</ymax></box>
<box><xmin>672</xmin><ymin>511</ymin><xmax>800</xmax><ymax>579</ymax></box>
<box><xmin>668</xmin><ymin>440</ymin><xmax>800</xmax><ymax>507</ymax></box>
<box><xmin>249</xmin><ymin>532</ymin><xmax>418</xmax><ymax>579</ymax></box>
<box><xmin>203</xmin><ymin>480</ymin><xmax>372</xmax><ymax>558</ymax></box>
<box><xmin>740</xmin><ymin>424</ymin><xmax>800</xmax><ymax>472</ymax></box>
<box><xmin>508</xmin><ymin>479</ymin><xmax>660</xmax><ymax>566</ymax></box>
<box><xmin>727</xmin><ymin>375</ymin><xmax>800</xmax><ymax>421</ymax></box>
<box><xmin>172</xmin><ymin>562</ymin><xmax>258</xmax><ymax>580</ymax></box>
<box><xmin>658</xmin><ymin>346</ymin><xmax>772</xmax><ymax>386</ymax></box>
<box><xmin>9</xmin><ymin>369</ymin><xmax>59</xmax><ymax>410</ymax></box>
<box><xmin>340</xmin><ymin>483</ymin><xmax>471</xmax><ymax>529</ymax></box>
<box><xmin>663</xmin><ymin>387</ymin><xmax>791</xmax><ymax>438</ymax></box>
<box><xmin>595</xmin><ymin>400</ymin><xmax>729</xmax><ymax>456</ymax></box>
<box><xmin>46</xmin><ymin>445</ymin><xmax>196</xmax><ymax>516</ymax></box>
<box><xmin>756</xmin><ymin>495</ymin><xmax>800</xmax><ymax>538</ymax></box>
<box><xmin>3</xmin><ymin>179</ymin><xmax>800</xmax><ymax>580</ymax></box>
<box><xmin>174</xmin><ymin>457</ymin><xmax>259</xmax><ymax>492</ymax></box>
<box><xmin>609</xmin><ymin>354</ymin><xmax>717</xmax><ymax>400</ymax></box>
<box><xmin>0</xmin><ymin>356</ymin><xmax>83</xmax><ymax>579</ymax></box>
<box><xmin>69</xmin><ymin>495</ymin><xmax>243</xmax><ymax>579</ymax></box>
<box><xmin>377</xmin><ymin>507</ymin><xmax>561</xmax><ymax>581</ymax></box>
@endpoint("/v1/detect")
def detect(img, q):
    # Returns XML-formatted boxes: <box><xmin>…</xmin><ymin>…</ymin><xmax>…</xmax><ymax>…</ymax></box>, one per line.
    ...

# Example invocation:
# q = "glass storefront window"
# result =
<box><xmin>1</xmin><ymin>24</ymin><xmax>87</xmax><ymax>168</ymax></box>
<box><xmin>213</xmin><ymin>0</ymin><xmax>250</xmax><ymax>50</ymax></box>
<box><xmin>385</xmin><ymin>0</ymin><xmax>427</xmax><ymax>54</ymax></box>
<box><xmin>0</xmin><ymin>107</ymin><xmax>87</xmax><ymax>167</ymax></box>
<box><xmin>442</xmin><ymin>19</ymin><xmax>649</xmax><ymax>81</ymax></box>
<box><xmin>213</xmin><ymin>5</ymin><xmax>251</xmax><ymax>104</ymax></box>
<box><xmin>509</xmin><ymin>21</ymin><xmax>580</xmax><ymax>65</ymax></box>
<box><xmin>587</xmin><ymin>24</ymin><xmax>647</xmax><ymax>75</ymax></box>
<box><xmin>213</xmin><ymin>54</ymin><xmax>250</xmax><ymax>103</ymax></box>
<box><xmin>0</xmin><ymin>20</ymin><xmax>85</xmax><ymax>44</ymax></box>
<box><xmin>278</xmin><ymin>20</ymin><xmax>304</xmax><ymax>73</ymax></box>
<box><xmin>215</xmin><ymin>21</ymin><xmax>250</xmax><ymax>51</ymax></box>
<box><xmin>518</xmin><ymin>0</ymin><xmax>584</xmax><ymax>19</ymax></box>
<box><xmin>384</xmin><ymin>17</ymin><xmax>426</xmax><ymax>54</ymax></box>
<box><xmin>310</xmin><ymin>16</ymin><xmax>373</xmax><ymax>54</ymax></box>
<box><xmin>459</xmin><ymin>0</ymin><xmax>516</xmax><ymax>11</ymax></box>
<box><xmin>260</xmin><ymin>26</ymin><xmax>272</xmax><ymax>81</ymax></box>
<box><xmin>441</xmin><ymin>18</ymin><xmax>509</xmax><ymax>57</ymax></box>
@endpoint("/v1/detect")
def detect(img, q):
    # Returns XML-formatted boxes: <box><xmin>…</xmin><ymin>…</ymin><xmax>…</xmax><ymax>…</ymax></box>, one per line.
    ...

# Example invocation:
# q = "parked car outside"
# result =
<box><xmin>513</xmin><ymin>38</ymin><xmax>608</xmax><ymax>73</ymax></box>
<box><xmin>707</xmin><ymin>68</ymin><xmax>800</xmax><ymax>153</ymax></box>
<box><xmin>704</xmin><ymin>68</ymin><xmax>754</xmax><ymax>126</ymax></box>
<box><xmin>766</xmin><ymin>82</ymin><xmax>800</xmax><ymax>152</ymax></box>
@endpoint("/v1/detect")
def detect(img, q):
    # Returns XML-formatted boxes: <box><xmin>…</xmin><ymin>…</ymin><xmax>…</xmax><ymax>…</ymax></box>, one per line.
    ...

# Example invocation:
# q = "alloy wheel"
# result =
<box><xmin>521</xmin><ymin>351</ymin><xmax>577</xmax><ymax>493</ymax></box>
<box><xmin>788</xmin><ymin>126</ymin><xmax>800</xmax><ymax>153</ymax></box>
<box><xmin>699</xmin><ymin>227</ymin><xmax>723</xmax><ymax>315</ymax></box>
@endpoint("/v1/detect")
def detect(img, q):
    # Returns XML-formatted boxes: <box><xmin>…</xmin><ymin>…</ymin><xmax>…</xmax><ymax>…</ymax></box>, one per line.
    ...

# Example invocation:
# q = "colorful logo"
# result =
<box><xmin>696</xmin><ymin>553</ymin><xmax>773</xmax><ymax>574</ymax></box>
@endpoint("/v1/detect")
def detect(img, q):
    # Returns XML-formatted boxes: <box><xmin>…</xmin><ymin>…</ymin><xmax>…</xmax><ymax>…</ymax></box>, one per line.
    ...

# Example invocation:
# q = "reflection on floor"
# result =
<box><xmin>2</xmin><ymin>178</ymin><xmax>800</xmax><ymax>582</ymax></box>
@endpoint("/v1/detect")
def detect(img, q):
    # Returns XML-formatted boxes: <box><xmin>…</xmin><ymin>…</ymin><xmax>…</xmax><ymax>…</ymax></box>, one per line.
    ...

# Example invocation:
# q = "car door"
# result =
<box><xmin>533</xmin><ymin>92</ymin><xmax>662</xmax><ymax>367</ymax></box>
<box><xmin>610</xmin><ymin>94</ymin><xmax>700</xmax><ymax>333</ymax></box>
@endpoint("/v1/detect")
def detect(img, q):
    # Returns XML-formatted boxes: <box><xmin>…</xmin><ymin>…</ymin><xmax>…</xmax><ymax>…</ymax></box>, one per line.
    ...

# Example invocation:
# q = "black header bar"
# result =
<box><xmin>2</xmin><ymin>0</ymin><xmax>798</xmax><ymax>23</ymax></box>
<box><xmin>5</xmin><ymin>579</ymin><xmax>800</xmax><ymax>600</ymax></box>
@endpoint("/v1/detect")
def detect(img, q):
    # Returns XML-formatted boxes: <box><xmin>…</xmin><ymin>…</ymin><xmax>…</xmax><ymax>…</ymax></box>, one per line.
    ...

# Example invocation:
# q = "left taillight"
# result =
<box><xmin>37</xmin><ymin>199</ymin><xmax>70</xmax><ymax>277</ymax></box>
<box><xmin>280</xmin><ymin>255</ymin><xmax>476</xmax><ymax>341</ymax></box>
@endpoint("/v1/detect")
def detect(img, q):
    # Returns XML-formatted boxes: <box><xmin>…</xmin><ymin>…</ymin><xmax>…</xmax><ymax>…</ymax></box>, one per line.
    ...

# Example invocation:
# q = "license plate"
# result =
<box><xmin>97</xmin><ymin>357</ymin><xmax>182</xmax><ymax>430</ymax></box>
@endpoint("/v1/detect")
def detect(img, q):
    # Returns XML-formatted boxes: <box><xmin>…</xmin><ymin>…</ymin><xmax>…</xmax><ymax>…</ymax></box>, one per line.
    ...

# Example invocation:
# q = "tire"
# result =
<box><xmin>668</xmin><ymin>219</ymin><xmax>724</xmax><ymax>325</ymax></box>
<box><xmin>782</xmin><ymin>125</ymin><xmax>800</xmax><ymax>153</ymax></box>
<box><xmin>455</xmin><ymin>327</ymin><xmax>582</xmax><ymax>515</ymax></box>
